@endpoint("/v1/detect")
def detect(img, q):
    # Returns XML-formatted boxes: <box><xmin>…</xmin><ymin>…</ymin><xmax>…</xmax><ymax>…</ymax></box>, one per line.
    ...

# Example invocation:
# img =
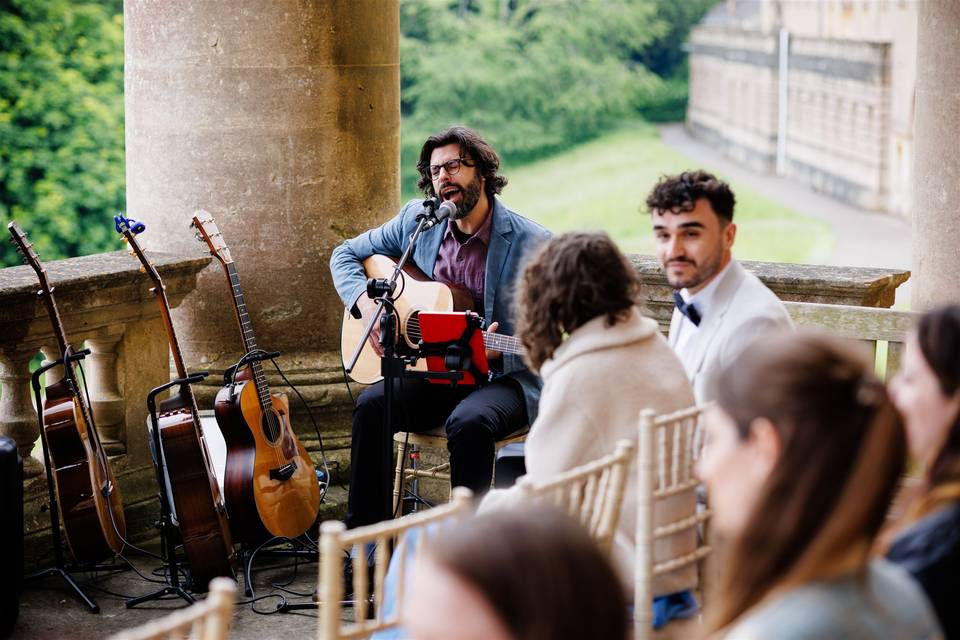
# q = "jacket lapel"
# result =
<box><xmin>483</xmin><ymin>201</ymin><xmax>513</xmax><ymax>322</ymax></box>
<box><xmin>685</xmin><ymin>259</ymin><xmax>746</xmax><ymax>379</ymax></box>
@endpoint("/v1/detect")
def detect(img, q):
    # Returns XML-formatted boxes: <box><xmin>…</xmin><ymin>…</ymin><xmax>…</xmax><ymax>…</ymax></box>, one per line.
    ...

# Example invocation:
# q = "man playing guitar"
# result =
<box><xmin>330</xmin><ymin>126</ymin><xmax>550</xmax><ymax>529</ymax></box>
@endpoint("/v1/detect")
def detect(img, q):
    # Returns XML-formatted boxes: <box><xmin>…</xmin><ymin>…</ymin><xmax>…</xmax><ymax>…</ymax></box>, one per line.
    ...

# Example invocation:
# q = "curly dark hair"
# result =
<box><xmin>516</xmin><ymin>231</ymin><xmax>641</xmax><ymax>372</ymax></box>
<box><xmin>645</xmin><ymin>170</ymin><xmax>736</xmax><ymax>223</ymax></box>
<box><xmin>416</xmin><ymin>125</ymin><xmax>508</xmax><ymax>201</ymax></box>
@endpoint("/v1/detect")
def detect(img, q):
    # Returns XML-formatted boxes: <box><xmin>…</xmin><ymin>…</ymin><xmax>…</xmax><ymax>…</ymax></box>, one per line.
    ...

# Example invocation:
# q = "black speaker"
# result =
<box><xmin>0</xmin><ymin>436</ymin><xmax>23</xmax><ymax>636</ymax></box>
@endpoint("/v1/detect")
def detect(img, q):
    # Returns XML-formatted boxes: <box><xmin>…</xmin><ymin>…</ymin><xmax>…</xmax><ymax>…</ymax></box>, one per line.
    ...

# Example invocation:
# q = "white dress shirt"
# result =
<box><xmin>670</xmin><ymin>260</ymin><xmax>733</xmax><ymax>365</ymax></box>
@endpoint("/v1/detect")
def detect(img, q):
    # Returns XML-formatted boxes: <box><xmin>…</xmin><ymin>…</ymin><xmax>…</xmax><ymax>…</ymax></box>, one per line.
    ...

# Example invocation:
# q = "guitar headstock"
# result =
<box><xmin>7</xmin><ymin>221</ymin><xmax>51</xmax><ymax>293</ymax></box>
<box><xmin>190</xmin><ymin>211</ymin><xmax>233</xmax><ymax>266</ymax></box>
<box><xmin>114</xmin><ymin>214</ymin><xmax>163</xmax><ymax>289</ymax></box>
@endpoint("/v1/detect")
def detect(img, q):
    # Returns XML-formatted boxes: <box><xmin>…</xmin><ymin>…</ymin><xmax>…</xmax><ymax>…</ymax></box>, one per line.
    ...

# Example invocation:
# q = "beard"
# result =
<box><xmin>665</xmin><ymin>244</ymin><xmax>724</xmax><ymax>291</ymax></box>
<box><xmin>442</xmin><ymin>172</ymin><xmax>483</xmax><ymax>220</ymax></box>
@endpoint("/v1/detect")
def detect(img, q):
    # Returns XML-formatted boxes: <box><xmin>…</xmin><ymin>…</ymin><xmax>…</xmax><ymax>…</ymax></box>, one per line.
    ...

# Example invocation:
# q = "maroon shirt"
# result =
<box><xmin>432</xmin><ymin>207</ymin><xmax>494</xmax><ymax>312</ymax></box>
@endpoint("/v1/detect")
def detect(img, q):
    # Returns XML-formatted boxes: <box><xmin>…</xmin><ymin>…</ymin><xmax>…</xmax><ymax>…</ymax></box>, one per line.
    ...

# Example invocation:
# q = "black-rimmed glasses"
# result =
<box><xmin>428</xmin><ymin>158</ymin><xmax>474</xmax><ymax>179</ymax></box>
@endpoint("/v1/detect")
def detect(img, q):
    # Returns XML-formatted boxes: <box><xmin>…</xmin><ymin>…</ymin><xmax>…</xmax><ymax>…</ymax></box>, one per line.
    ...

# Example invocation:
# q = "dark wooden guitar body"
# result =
<box><xmin>115</xmin><ymin>214</ymin><xmax>235</xmax><ymax>591</ymax></box>
<box><xmin>157</xmin><ymin>389</ymin><xmax>234</xmax><ymax>588</ymax></box>
<box><xmin>42</xmin><ymin>378</ymin><xmax>125</xmax><ymax>563</ymax></box>
<box><xmin>7</xmin><ymin>221</ymin><xmax>125</xmax><ymax>566</ymax></box>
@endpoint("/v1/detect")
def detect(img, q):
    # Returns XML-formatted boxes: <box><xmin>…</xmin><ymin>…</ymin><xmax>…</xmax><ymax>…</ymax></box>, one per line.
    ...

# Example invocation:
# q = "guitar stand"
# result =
<box><xmin>125</xmin><ymin>372</ymin><xmax>210</xmax><ymax>609</ymax></box>
<box><xmin>26</xmin><ymin>353</ymin><xmax>129</xmax><ymax>614</ymax></box>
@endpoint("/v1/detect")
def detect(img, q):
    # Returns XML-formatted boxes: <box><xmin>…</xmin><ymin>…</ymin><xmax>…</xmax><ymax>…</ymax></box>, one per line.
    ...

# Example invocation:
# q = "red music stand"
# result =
<box><xmin>417</xmin><ymin>311</ymin><xmax>488</xmax><ymax>386</ymax></box>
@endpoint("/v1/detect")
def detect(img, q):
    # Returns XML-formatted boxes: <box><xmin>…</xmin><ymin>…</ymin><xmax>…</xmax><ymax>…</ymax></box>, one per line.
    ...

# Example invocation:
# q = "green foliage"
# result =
<box><xmin>399</xmin><ymin>0</ymin><xmax>713</xmax><ymax>197</ymax></box>
<box><xmin>503</xmin><ymin>122</ymin><xmax>834</xmax><ymax>263</ymax></box>
<box><xmin>0</xmin><ymin>0</ymin><xmax>125</xmax><ymax>268</ymax></box>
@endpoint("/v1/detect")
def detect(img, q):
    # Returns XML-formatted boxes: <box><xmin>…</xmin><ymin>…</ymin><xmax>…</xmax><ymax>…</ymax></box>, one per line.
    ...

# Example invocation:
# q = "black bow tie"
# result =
<box><xmin>673</xmin><ymin>292</ymin><xmax>701</xmax><ymax>327</ymax></box>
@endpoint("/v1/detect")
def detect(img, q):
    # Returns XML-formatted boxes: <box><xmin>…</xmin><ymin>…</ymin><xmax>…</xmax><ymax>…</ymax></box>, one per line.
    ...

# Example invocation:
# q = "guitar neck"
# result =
<box><xmin>482</xmin><ymin>332</ymin><xmax>525</xmax><ymax>357</ymax></box>
<box><xmin>224</xmin><ymin>263</ymin><xmax>271</xmax><ymax>408</ymax></box>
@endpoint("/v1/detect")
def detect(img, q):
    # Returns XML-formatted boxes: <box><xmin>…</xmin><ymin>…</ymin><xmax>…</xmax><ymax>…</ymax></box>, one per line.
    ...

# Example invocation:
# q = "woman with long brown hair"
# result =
<box><xmin>885</xmin><ymin>305</ymin><xmax>960</xmax><ymax>637</ymax></box>
<box><xmin>698</xmin><ymin>331</ymin><xmax>940</xmax><ymax>638</ymax></box>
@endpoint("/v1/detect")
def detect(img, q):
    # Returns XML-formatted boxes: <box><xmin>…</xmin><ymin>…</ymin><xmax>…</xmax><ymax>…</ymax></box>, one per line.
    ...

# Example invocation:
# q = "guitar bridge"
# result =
<box><xmin>269</xmin><ymin>461</ymin><xmax>297</xmax><ymax>482</ymax></box>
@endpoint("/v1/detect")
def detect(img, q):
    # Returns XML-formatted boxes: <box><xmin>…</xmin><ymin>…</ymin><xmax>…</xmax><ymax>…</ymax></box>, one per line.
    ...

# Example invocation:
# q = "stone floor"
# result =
<box><xmin>12</xmin><ymin>487</ymin><xmax>349</xmax><ymax>640</ymax></box>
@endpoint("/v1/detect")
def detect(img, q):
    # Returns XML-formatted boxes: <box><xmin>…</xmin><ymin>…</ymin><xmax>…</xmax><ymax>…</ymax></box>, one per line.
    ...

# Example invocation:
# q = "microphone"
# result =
<box><xmin>422</xmin><ymin>199</ymin><xmax>458</xmax><ymax>230</ymax></box>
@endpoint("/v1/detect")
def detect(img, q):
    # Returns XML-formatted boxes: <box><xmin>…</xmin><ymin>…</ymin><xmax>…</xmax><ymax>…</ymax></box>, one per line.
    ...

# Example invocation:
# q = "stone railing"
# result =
<box><xmin>629</xmin><ymin>255</ymin><xmax>913</xmax><ymax>378</ymax></box>
<box><xmin>0</xmin><ymin>250</ymin><xmax>210</xmax><ymax>558</ymax></box>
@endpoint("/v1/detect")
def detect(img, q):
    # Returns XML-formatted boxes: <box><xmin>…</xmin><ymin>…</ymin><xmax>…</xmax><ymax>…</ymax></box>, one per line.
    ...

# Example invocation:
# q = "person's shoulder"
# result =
<box><xmin>726</xmin><ymin>566</ymin><xmax>938</xmax><ymax>640</ymax></box>
<box><xmin>496</xmin><ymin>201</ymin><xmax>551</xmax><ymax>240</ymax></box>
<box><xmin>727</xmin><ymin>261</ymin><xmax>791</xmax><ymax>324</ymax></box>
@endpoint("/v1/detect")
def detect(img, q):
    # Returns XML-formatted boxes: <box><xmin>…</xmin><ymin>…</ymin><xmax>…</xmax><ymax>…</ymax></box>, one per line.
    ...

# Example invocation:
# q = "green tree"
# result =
<box><xmin>0</xmin><ymin>0</ymin><xmax>125</xmax><ymax>268</ymax></box>
<box><xmin>399</xmin><ymin>0</ymin><xmax>671</xmax><ymax>195</ymax></box>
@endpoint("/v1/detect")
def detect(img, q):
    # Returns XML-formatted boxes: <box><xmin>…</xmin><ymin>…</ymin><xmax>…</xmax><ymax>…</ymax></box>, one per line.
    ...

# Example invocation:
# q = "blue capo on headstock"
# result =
<box><xmin>114</xmin><ymin>213</ymin><xmax>146</xmax><ymax>235</ymax></box>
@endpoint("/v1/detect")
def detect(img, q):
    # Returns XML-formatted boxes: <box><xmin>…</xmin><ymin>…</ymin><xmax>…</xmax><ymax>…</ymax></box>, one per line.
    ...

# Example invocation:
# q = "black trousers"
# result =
<box><xmin>346</xmin><ymin>376</ymin><xmax>527</xmax><ymax>528</ymax></box>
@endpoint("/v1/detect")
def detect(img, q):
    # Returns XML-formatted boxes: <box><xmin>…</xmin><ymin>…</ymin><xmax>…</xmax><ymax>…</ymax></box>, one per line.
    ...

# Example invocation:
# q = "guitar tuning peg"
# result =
<box><xmin>138</xmin><ymin>265</ymin><xmax>146</xmax><ymax>273</ymax></box>
<box><xmin>194</xmin><ymin>232</ymin><xmax>204</xmax><ymax>242</ymax></box>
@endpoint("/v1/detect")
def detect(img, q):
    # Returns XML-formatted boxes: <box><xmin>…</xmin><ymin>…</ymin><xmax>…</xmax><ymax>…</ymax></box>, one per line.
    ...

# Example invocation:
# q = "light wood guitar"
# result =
<box><xmin>192</xmin><ymin>212</ymin><xmax>321</xmax><ymax>542</ymax></box>
<box><xmin>341</xmin><ymin>255</ymin><xmax>524</xmax><ymax>384</ymax></box>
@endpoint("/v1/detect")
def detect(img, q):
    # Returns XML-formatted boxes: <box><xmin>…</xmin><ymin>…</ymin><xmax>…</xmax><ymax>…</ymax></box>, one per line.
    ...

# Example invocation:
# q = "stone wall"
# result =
<box><xmin>686</xmin><ymin>0</ymin><xmax>917</xmax><ymax>216</ymax></box>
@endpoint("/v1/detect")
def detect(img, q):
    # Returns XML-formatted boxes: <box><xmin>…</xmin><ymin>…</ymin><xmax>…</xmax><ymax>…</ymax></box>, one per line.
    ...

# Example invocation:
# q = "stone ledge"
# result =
<box><xmin>628</xmin><ymin>254</ymin><xmax>910</xmax><ymax>328</ymax></box>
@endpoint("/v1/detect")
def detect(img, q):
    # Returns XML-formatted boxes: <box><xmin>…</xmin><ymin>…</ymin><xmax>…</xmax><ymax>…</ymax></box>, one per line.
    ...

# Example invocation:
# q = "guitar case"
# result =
<box><xmin>0</xmin><ymin>436</ymin><xmax>23</xmax><ymax>635</ymax></box>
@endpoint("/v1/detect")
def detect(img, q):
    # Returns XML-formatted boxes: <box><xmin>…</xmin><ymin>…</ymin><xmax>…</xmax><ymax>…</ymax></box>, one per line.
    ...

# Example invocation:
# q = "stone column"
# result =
<box><xmin>913</xmin><ymin>2</ymin><xmax>960</xmax><ymax>309</ymax></box>
<box><xmin>0</xmin><ymin>351</ymin><xmax>43</xmax><ymax>477</ymax></box>
<box><xmin>124</xmin><ymin>2</ymin><xmax>400</xmax><ymax>426</ymax></box>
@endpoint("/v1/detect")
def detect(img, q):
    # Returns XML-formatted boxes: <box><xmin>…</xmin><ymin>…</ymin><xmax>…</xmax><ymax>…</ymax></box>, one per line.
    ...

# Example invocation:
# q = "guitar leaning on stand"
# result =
<box><xmin>7</xmin><ymin>222</ymin><xmax>127</xmax><ymax>563</ymax></box>
<box><xmin>115</xmin><ymin>215</ymin><xmax>236</xmax><ymax>590</ymax></box>
<box><xmin>191</xmin><ymin>211</ymin><xmax>320</xmax><ymax>543</ymax></box>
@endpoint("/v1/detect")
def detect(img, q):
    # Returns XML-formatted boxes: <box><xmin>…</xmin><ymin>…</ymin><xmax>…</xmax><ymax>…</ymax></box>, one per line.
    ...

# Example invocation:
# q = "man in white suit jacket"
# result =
<box><xmin>647</xmin><ymin>171</ymin><xmax>793</xmax><ymax>402</ymax></box>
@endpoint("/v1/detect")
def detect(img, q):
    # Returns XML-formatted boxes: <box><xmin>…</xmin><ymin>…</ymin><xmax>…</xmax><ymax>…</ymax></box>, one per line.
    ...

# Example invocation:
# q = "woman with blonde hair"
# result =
<box><xmin>698</xmin><ymin>331</ymin><xmax>940</xmax><ymax>638</ymax></box>
<box><xmin>885</xmin><ymin>305</ymin><xmax>960</xmax><ymax>637</ymax></box>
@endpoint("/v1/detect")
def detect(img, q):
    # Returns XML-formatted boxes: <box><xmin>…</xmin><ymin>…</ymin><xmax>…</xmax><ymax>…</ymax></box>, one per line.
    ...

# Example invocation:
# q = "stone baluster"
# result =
<box><xmin>39</xmin><ymin>345</ymin><xmax>65</xmax><ymax>385</ymax></box>
<box><xmin>84</xmin><ymin>329</ymin><xmax>126</xmax><ymax>455</ymax></box>
<box><xmin>0</xmin><ymin>349</ymin><xmax>43</xmax><ymax>477</ymax></box>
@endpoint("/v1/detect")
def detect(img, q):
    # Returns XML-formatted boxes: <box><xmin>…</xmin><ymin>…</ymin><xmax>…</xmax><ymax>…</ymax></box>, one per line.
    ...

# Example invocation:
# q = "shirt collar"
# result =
<box><xmin>444</xmin><ymin>202</ymin><xmax>494</xmax><ymax>246</ymax></box>
<box><xmin>679</xmin><ymin>259</ymin><xmax>733</xmax><ymax>318</ymax></box>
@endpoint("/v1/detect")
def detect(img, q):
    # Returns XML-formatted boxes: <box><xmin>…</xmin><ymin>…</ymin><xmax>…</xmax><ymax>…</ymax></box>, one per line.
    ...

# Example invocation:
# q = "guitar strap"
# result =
<box><xmin>418</xmin><ymin>314</ymin><xmax>488</xmax><ymax>385</ymax></box>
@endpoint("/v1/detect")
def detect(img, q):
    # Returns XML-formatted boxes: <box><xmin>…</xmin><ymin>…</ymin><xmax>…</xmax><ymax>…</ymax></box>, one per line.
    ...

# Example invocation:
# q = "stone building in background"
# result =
<box><xmin>687</xmin><ymin>0</ymin><xmax>916</xmax><ymax>215</ymax></box>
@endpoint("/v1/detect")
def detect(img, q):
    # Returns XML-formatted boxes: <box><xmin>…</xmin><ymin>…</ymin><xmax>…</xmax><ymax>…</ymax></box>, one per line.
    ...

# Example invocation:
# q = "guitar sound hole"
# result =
<box><xmin>261</xmin><ymin>410</ymin><xmax>282</xmax><ymax>445</ymax></box>
<box><xmin>406</xmin><ymin>311</ymin><xmax>421</xmax><ymax>348</ymax></box>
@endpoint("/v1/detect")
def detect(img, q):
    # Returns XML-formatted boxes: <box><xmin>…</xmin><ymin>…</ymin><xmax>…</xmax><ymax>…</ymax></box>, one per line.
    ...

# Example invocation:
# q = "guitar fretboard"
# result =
<box><xmin>482</xmin><ymin>332</ymin><xmax>524</xmax><ymax>356</ymax></box>
<box><xmin>226</xmin><ymin>262</ymin><xmax>272</xmax><ymax>411</ymax></box>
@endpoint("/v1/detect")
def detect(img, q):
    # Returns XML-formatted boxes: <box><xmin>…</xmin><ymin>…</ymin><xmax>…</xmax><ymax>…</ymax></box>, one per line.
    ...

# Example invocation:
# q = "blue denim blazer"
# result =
<box><xmin>330</xmin><ymin>198</ymin><xmax>551</xmax><ymax>422</ymax></box>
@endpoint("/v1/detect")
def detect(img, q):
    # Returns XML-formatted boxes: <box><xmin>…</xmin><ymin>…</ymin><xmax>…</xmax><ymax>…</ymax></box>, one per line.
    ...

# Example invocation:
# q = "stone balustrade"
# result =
<box><xmin>0</xmin><ymin>249</ymin><xmax>209</xmax><ymax>559</ymax></box>
<box><xmin>630</xmin><ymin>254</ymin><xmax>909</xmax><ymax>327</ymax></box>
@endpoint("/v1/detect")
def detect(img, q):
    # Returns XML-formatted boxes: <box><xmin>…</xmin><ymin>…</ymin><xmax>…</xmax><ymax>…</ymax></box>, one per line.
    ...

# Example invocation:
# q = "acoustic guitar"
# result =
<box><xmin>116</xmin><ymin>215</ymin><xmax>235</xmax><ymax>588</ymax></box>
<box><xmin>7</xmin><ymin>222</ymin><xmax>126</xmax><ymax>563</ymax></box>
<box><xmin>191</xmin><ymin>212</ymin><xmax>321</xmax><ymax>542</ymax></box>
<box><xmin>341</xmin><ymin>254</ymin><xmax>525</xmax><ymax>384</ymax></box>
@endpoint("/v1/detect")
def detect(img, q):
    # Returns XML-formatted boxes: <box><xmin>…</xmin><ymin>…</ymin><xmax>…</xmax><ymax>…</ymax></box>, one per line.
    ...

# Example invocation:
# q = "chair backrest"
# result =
<box><xmin>513</xmin><ymin>440</ymin><xmax>634</xmax><ymax>553</ymax></box>
<box><xmin>317</xmin><ymin>487</ymin><xmax>474</xmax><ymax>640</ymax></box>
<box><xmin>634</xmin><ymin>405</ymin><xmax>711</xmax><ymax>639</ymax></box>
<box><xmin>107</xmin><ymin>578</ymin><xmax>236</xmax><ymax>640</ymax></box>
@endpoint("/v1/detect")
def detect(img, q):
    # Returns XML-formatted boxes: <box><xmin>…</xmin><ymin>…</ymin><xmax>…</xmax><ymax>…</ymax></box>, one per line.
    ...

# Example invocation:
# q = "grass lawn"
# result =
<box><xmin>495</xmin><ymin>121</ymin><xmax>834</xmax><ymax>263</ymax></box>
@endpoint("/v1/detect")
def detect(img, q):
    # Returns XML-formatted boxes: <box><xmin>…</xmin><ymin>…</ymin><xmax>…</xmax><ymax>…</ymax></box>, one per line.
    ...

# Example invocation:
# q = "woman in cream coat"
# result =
<box><xmin>482</xmin><ymin>231</ymin><xmax>697</xmax><ymax>600</ymax></box>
